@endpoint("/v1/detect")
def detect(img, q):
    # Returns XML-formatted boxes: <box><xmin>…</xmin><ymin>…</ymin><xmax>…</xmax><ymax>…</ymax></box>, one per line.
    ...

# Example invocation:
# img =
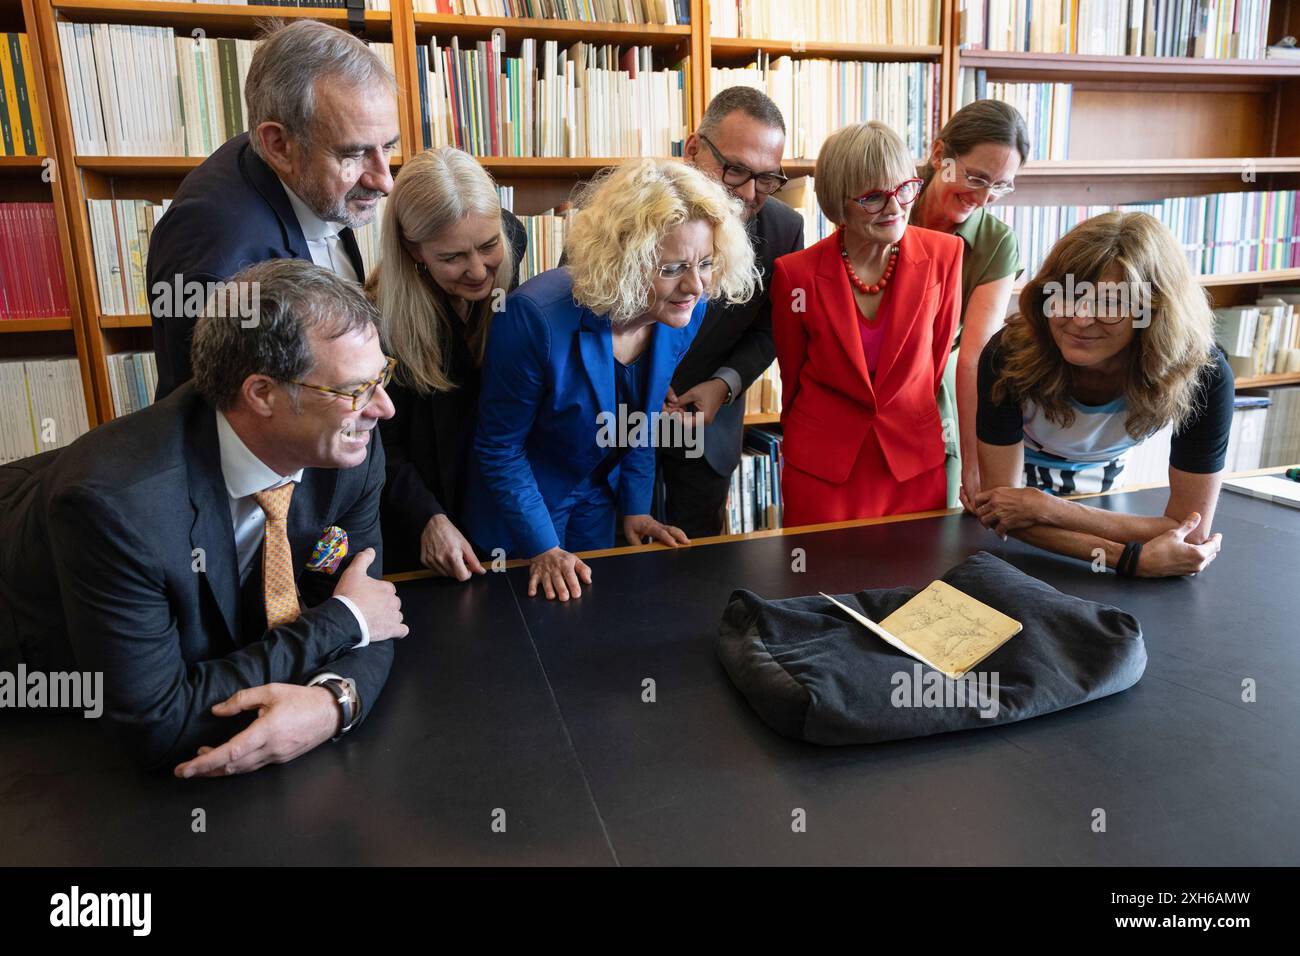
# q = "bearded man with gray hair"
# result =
<box><xmin>148</xmin><ymin>19</ymin><xmax>400</xmax><ymax>400</ymax></box>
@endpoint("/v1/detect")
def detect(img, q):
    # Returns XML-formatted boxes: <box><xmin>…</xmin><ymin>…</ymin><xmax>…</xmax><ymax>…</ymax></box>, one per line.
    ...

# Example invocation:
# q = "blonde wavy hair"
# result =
<box><xmin>565</xmin><ymin>158</ymin><xmax>758</xmax><ymax>325</ymax></box>
<box><xmin>993</xmin><ymin>210</ymin><xmax>1217</xmax><ymax>439</ymax></box>
<box><xmin>372</xmin><ymin>147</ymin><xmax>515</xmax><ymax>394</ymax></box>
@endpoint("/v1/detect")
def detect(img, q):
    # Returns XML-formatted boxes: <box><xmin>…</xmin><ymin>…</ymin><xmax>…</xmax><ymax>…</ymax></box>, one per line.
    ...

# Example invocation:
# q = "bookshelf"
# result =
<box><xmin>6</xmin><ymin>0</ymin><xmax>1300</xmax><ymax>433</ymax></box>
<box><xmin>0</xmin><ymin>0</ymin><xmax>96</xmax><ymax>434</ymax></box>
<box><xmin>957</xmin><ymin>0</ymin><xmax>1300</xmax><ymax>391</ymax></box>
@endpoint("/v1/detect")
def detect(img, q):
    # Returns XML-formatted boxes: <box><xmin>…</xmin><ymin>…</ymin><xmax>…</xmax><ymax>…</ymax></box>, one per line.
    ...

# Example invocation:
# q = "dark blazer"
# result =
<box><xmin>0</xmin><ymin>383</ymin><xmax>393</xmax><ymax>770</ymax></box>
<box><xmin>667</xmin><ymin>197</ymin><xmax>804</xmax><ymax>475</ymax></box>
<box><xmin>462</xmin><ymin>268</ymin><xmax>707</xmax><ymax>559</ymax></box>
<box><xmin>379</xmin><ymin>211</ymin><xmax>527</xmax><ymax>572</ymax></box>
<box><xmin>147</xmin><ymin>131</ymin><xmax>366</xmax><ymax>400</ymax></box>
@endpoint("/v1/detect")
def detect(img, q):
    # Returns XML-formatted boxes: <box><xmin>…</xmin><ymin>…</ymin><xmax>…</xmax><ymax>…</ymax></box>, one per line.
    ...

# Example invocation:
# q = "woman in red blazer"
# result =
<box><xmin>772</xmin><ymin>122</ymin><xmax>963</xmax><ymax>525</ymax></box>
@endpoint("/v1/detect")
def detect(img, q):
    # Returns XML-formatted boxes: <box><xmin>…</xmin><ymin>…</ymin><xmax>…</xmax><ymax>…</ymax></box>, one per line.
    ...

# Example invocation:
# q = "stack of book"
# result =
<box><xmin>352</xmin><ymin>196</ymin><xmax>387</xmax><ymax>278</ymax></box>
<box><xmin>710</xmin><ymin>56</ymin><xmax>940</xmax><ymax>160</ymax></box>
<box><xmin>711</xmin><ymin>0</ymin><xmax>940</xmax><ymax>45</ymax></box>
<box><xmin>0</xmin><ymin>204</ymin><xmax>71</xmax><ymax>319</ymax></box>
<box><xmin>1</xmin><ymin>33</ymin><xmax>47</xmax><ymax>157</ymax></box>
<box><xmin>515</xmin><ymin>206</ymin><xmax>572</xmax><ymax>282</ymax></box>
<box><xmin>0</xmin><ymin>358</ymin><xmax>90</xmax><ymax>463</ymax></box>
<box><xmin>741</xmin><ymin>363</ymin><xmax>782</xmax><ymax>417</ymax></box>
<box><xmin>86</xmin><ymin>198</ymin><xmax>170</xmax><ymax>316</ymax></box>
<box><xmin>413</xmin><ymin>1</ymin><xmax>689</xmax><ymax>22</ymax></box>
<box><xmin>724</xmin><ymin>426</ymin><xmax>783</xmax><ymax>534</ymax></box>
<box><xmin>135</xmin><ymin>1</ymin><xmax>393</xmax><ymax>8</ymax></box>
<box><xmin>958</xmin><ymin>74</ymin><xmax>1071</xmax><ymax>160</ymax></box>
<box><xmin>960</xmin><ymin>0</ymin><xmax>1274</xmax><ymax>59</ymax></box>
<box><xmin>772</xmin><ymin>175</ymin><xmax>834</xmax><ymax>245</ymax></box>
<box><xmin>991</xmin><ymin>189</ymin><xmax>1300</xmax><ymax>279</ymax></box>
<box><xmin>106</xmin><ymin>350</ymin><xmax>159</xmax><ymax>417</ymax></box>
<box><xmin>1214</xmin><ymin>295</ymin><xmax>1300</xmax><ymax>379</ymax></box>
<box><xmin>57</xmin><ymin>22</ymin><xmax>395</xmax><ymax>157</ymax></box>
<box><xmin>1254</xmin><ymin>384</ymin><xmax>1300</xmax><ymax>467</ymax></box>
<box><xmin>416</xmin><ymin>36</ymin><xmax>688</xmax><ymax>157</ymax></box>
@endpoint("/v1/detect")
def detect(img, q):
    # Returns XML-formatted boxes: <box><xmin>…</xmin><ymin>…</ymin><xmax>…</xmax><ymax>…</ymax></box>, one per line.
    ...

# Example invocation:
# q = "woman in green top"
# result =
<box><xmin>911</xmin><ymin>100</ymin><xmax>1028</xmax><ymax>511</ymax></box>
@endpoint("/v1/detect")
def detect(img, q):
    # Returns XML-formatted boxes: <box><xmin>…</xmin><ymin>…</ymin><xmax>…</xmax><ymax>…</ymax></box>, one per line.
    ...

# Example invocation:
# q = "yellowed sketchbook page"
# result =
<box><xmin>822</xmin><ymin>581</ymin><xmax>1022</xmax><ymax>680</ymax></box>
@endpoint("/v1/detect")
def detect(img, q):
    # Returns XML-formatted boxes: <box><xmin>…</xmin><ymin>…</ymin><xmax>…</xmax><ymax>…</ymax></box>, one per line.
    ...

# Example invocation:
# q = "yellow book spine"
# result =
<box><xmin>18</xmin><ymin>34</ymin><xmax>45</xmax><ymax>155</ymax></box>
<box><xmin>0</xmin><ymin>37</ymin><xmax>23</xmax><ymax>155</ymax></box>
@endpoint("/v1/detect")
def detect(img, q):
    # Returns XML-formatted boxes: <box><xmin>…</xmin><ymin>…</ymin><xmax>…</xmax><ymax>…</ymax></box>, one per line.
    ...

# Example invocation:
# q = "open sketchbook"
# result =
<box><xmin>821</xmin><ymin>581</ymin><xmax>1022</xmax><ymax>680</ymax></box>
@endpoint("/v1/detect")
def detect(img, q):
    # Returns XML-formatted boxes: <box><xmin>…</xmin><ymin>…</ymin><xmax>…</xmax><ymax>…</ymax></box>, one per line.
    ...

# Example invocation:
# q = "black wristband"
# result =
<box><xmin>1127</xmin><ymin>541</ymin><xmax>1143</xmax><ymax>578</ymax></box>
<box><xmin>1117</xmin><ymin>542</ymin><xmax>1138</xmax><ymax>577</ymax></box>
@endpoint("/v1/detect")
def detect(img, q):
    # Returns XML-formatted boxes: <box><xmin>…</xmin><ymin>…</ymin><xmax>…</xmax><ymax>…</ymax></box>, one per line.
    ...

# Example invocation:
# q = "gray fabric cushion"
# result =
<box><xmin>717</xmin><ymin>551</ymin><xmax>1146</xmax><ymax>744</ymax></box>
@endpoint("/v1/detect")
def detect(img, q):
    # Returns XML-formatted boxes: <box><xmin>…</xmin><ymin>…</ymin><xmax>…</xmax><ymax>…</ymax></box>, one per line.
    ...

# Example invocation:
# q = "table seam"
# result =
<box><xmin>505</xmin><ymin>573</ymin><xmax>623</xmax><ymax>867</ymax></box>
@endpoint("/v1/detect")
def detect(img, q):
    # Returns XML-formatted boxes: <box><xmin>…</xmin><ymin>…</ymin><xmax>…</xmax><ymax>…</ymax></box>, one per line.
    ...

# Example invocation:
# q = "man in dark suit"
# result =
<box><xmin>0</xmin><ymin>260</ymin><xmax>406</xmax><ymax>777</ymax></box>
<box><xmin>148</xmin><ymin>19</ymin><xmax>400</xmax><ymax>400</ymax></box>
<box><xmin>661</xmin><ymin>88</ymin><xmax>806</xmax><ymax>537</ymax></box>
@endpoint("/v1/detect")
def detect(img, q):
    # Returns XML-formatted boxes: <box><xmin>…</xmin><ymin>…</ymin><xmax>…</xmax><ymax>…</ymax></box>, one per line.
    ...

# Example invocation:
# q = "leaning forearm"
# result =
<box><xmin>1050</xmin><ymin>498</ymin><xmax>1178</xmax><ymax>543</ymax></box>
<box><xmin>1010</xmin><ymin>524</ymin><xmax>1125</xmax><ymax>569</ymax></box>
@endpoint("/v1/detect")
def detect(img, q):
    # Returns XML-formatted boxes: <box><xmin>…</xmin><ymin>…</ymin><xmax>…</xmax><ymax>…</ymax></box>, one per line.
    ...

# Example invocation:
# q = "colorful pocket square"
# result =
<box><xmin>306</xmin><ymin>526</ymin><xmax>349</xmax><ymax>574</ymax></box>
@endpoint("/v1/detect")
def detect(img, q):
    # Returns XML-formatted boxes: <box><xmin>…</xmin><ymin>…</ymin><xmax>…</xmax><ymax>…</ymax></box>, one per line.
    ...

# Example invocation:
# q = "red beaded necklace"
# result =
<box><xmin>839</xmin><ymin>227</ymin><xmax>898</xmax><ymax>295</ymax></box>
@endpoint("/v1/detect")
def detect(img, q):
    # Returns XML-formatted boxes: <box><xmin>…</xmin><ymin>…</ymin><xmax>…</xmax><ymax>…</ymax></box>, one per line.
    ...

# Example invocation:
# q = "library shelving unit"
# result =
<box><xmin>10</xmin><ymin>0</ymin><xmax>1300</xmax><ymax>429</ymax></box>
<box><xmin>955</xmin><ymin>1</ymin><xmax>1300</xmax><ymax>389</ymax></box>
<box><xmin>26</xmin><ymin>0</ymin><xmax>412</xmax><ymax>424</ymax></box>
<box><xmin>407</xmin><ymin>5</ymin><xmax>698</xmax><ymax>216</ymax></box>
<box><xmin>0</xmin><ymin>0</ymin><xmax>96</xmax><ymax>425</ymax></box>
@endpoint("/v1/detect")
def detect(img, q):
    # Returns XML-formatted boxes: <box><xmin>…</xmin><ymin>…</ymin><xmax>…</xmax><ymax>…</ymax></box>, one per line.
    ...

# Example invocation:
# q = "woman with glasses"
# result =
<box><xmin>370</xmin><ymin>148</ymin><xmax>528</xmax><ymax>576</ymax></box>
<box><xmin>911</xmin><ymin>100</ymin><xmax>1029</xmax><ymax>513</ymax></box>
<box><xmin>974</xmin><ymin>212</ymin><xmax>1232</xmax><ymax>578</ymax></box>
<box><xmin>770</xmin><ymin>121</ymin><xmax>963</xmax><ymax>525</ymax></box>
<box><xmin>463</xmin><ymin>158</ymin><xmax>758</xmax><ymax>601</ymax></box>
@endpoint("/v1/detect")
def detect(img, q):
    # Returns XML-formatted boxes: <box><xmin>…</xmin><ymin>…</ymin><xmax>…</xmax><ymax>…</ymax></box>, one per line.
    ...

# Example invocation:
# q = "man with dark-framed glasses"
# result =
<box><xmin>0</xmin><ymin>259</ymin><xmax>406</xmax><ymax>777</ymax></box>
<box><xmin>661</xmin><ymin>87</ymin><xmax>806</xmax><ymax>537</ymax></box>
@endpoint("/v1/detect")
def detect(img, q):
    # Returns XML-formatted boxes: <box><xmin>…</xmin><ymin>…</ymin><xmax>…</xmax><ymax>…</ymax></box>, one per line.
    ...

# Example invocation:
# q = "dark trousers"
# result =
<box><xmin>659</xmin><ymin>445</ymin><xmax>733</xmax><ymax>538</ymax></box>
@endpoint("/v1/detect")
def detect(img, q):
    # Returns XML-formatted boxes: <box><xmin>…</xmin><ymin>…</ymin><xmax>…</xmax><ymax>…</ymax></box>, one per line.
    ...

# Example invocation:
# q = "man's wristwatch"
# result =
<box><xmin>712</xmin><ymin>376</ymin><xmax>735</xmax><ymax>405</ymax></box>
<box><xmin>307</xmin><ymin>673</ymin><xmax>361</xmax><ymax>741</ymax></box>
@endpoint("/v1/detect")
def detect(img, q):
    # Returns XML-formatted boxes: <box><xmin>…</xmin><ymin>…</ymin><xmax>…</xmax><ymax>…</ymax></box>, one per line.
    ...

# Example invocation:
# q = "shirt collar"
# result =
<box><xmin>952</xmin><ymin>206</ymin><xmax>984</xmax><ymax>249</ymax></box>
<box><xmin>215</xmin><ymin>410</ymin><xmax>304</xmax><ymax>500</ymax></box>
<box><xmin>280</xmin><ymin>180</ymin><xmax>345</xmax><ymax>243</ymax></box>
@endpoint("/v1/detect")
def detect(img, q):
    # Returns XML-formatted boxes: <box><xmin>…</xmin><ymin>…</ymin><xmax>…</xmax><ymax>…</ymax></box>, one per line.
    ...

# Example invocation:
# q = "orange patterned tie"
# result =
<box><xmin>252</xmin><ymin>483</ymin><xmax>300</xmax><ymax>629</ymax></box>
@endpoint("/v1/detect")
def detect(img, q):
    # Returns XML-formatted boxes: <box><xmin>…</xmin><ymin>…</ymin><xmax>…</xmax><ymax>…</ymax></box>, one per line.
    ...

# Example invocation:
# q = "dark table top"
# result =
<box><xmin>3</xmin><ymin>487</ymin><xmax>1298</xmax><ymax>865</ymax></box>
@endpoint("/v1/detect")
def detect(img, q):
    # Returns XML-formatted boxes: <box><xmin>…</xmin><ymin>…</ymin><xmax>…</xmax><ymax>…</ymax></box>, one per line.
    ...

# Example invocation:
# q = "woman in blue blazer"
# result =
<box><xmin>464</xmin><ymin>158</ymin><xmax>758</xmax><ymax>601</ymax></box>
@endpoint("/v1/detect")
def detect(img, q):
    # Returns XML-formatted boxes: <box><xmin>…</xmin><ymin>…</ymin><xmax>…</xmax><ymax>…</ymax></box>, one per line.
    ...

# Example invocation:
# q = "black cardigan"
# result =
<box><xmin>379</xmin><ymin>209</ymin><xmax>528</xmax><ymax>572</ymax></box>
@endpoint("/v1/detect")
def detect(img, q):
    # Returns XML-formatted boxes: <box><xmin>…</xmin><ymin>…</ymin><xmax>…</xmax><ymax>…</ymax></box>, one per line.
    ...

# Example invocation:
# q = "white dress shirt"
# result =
<box><xmin>281</xmin><ymin>182</ymin><xmax>360</xmax><ymax>283</ymax></box>
<box><xmin>215</xmin><ymin>411</ymin><xmax>369</xmax><ymax>646</ymax></box>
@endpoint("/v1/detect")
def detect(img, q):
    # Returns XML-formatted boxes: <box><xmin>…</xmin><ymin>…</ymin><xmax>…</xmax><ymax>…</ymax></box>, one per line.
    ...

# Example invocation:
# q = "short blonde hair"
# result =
<box><xmin>814</xmin><ymin>121</ymin><xmax>915</xmax><ymax>225</ymax></box>
<box><xmin>565</xmin><ymin>158</ymin><xmax>758</xmax><ymax>325</ymax></box>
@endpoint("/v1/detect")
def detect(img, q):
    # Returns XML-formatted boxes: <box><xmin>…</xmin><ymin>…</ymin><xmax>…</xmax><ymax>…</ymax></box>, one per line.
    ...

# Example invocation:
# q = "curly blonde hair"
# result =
<box><xmin>565</xmin><ymin>158</ymin><xmax>758</xmax><ymax>325</ymax></box>
<box><xmin>993</xmin><ymin>210</ymin><xmax>1217</xmax><ymax>439</ymax></box>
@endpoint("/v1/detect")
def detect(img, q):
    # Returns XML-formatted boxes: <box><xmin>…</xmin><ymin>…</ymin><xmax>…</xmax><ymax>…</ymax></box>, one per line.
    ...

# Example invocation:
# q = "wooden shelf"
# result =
<box><xmin>743</xmin><ymin>412</ymin><xmax>780</xmax><ymax>426</ymax></box>
<box><xmin>957</xmin><ymin>49</ymin><xmax>1300</xmax><ymax>83</ymax></box>
<box><xmin>413</xmin><ymin>13</ymin><xmax>690</xmax><ymax>46</ymax></box>
<box><xmin>50</xmin><ymin>1</ymin><xmax>392</xmax><ymax>39</ymax></box>
<box><xmin>76</xmin><ymin>154</ymin><xmax>404</xmax><ymax>175</ymax></box>
<box><xmin>1014</xmin><ymin>268</ymin><xmax>1300</xmax><ymax>293</ymax></box>
<box><xmin>0</xmin><ymin>155</ymin><xmax>48</xmax><ymax>174</ymax></box>
<box><xmin>98</xmin><ymin>313</ymin><xmax>151</xmax><ymax>329</ymax></box>
<box><xmin>1236</xmin><ymin>372</ymin><xmax>1300</xmax><ymax>388</ymax></box>
<box><xmin>478</xmin><ymin>156</ymin><xmax>676</xmax><ymax>177</ymax></box>
<box><xmin>0</xmin><ymin>316</ymin><xmax>74</xmax><ymax>333</ymax></box>
<box><xmin>709</xmin><ymin>36</ymin><xmax>942</xmax><ymax>62</ymax></box>
<box><xmin>780</xmin><ymin>156</ymin><xmax>1300</xmax><ymax>180</ymax></box>
<box><xmin>1198</xmin><ymin>268</ymin><xmax>1300</xmax><ymax>287</ymax></box>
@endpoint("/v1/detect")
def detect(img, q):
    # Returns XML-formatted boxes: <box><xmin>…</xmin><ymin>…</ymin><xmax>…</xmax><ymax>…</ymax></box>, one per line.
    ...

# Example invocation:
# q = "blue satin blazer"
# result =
<box><xmin>463</xmin><ymin>267</ymin><xmax>706</xmax><ymax>558</ymax></box>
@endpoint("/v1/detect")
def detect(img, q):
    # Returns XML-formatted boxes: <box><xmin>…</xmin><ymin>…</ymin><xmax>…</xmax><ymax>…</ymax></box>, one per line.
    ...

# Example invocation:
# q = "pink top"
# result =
<box><xmin>856</xmin><ymin>286</ymin><xmax>892</xmax><ymax>377</ymax></box>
